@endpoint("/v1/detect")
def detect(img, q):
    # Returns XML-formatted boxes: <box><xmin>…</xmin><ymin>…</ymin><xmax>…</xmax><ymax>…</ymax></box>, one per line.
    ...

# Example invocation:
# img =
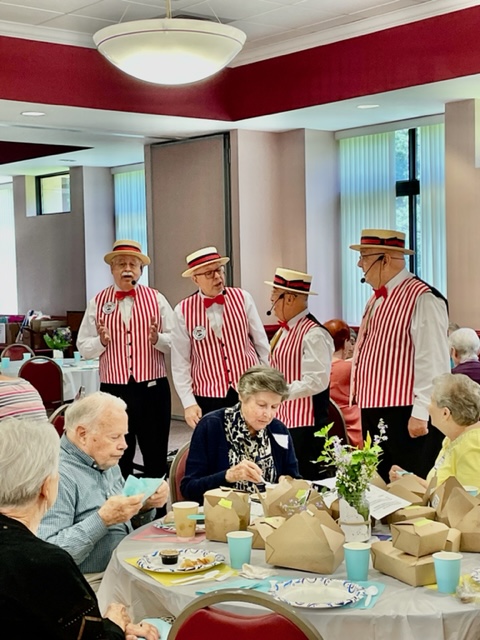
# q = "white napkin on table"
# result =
<box><xmin>238</xmin><ymin>563</ymin><xmax>278</xmax><ymax>579</ymax></box>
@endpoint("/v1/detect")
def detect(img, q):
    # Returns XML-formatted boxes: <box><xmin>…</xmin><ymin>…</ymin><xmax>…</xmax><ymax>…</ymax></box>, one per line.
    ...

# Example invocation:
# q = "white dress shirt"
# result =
<box><xmin>275</xmin><ymin>309</ymin><xmax>334</xmax><ymax>400</ymax></box>
<box><xmin>77</xmin><ymin>285</ymin><xmax>174</xmax><ymax>359</ymax></box>
<box><xmin>171</xmin><ymin>289</ymin><xmax>270</xmax><ymax>408</ymax></box>
<box><xmin>370</xmin><ymin>268</ymin><xmax>450</xmax><ymax>421</ymax></box>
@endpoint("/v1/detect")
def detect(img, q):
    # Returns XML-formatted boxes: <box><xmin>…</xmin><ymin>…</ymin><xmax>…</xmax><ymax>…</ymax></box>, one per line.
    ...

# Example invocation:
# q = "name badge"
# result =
<box><xmin>102</xmin><ymin>301</ymin><xmax>116</xmax><ymax>315</ymax></box>
<box><xmin>193</xmin><ymin>325</ymin><xmax>206</xmax><ymax>341</ymax></box>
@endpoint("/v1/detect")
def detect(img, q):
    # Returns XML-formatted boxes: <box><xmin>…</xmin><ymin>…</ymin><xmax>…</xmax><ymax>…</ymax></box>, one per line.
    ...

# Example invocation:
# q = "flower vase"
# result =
<box><xmin>338</xmin><ymin>492</ymin><xmax>371</xmax><ymax>542</ymax></box>
<box><xmin>53</xmin><ymin>349</ymin><xmax>64</xmax><ymax>360</ymax></box>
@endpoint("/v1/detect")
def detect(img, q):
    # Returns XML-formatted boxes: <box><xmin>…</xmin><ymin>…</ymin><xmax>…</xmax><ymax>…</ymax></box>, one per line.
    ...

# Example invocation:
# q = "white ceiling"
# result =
<box><xmin>0</xmin><ymin>0</ymin><xmax>479</xmax><ymax>177</ymax></box>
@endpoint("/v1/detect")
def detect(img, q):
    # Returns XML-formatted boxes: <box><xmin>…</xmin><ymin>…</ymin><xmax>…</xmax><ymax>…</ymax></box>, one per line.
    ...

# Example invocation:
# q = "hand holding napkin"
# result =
<box><xmin>123</xmin><ymin>475</ymin><xmax>164</xmax><ymax>504</ymax></box>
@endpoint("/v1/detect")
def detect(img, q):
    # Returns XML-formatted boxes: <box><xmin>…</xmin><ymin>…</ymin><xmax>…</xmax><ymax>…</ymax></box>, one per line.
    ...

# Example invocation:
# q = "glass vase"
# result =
<box><xmin>338</xmin><ymin>491</ymin><xmax>371</xmax><ymax>542</ymax></box>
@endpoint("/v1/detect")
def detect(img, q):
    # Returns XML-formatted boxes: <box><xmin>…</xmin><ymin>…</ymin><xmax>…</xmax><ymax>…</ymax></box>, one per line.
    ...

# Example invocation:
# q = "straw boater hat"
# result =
<box><xmin>104</xmin><ymin>239</ymin><xmax>150</xmax><ymax>265</ymax></box>
<box><xmin>265</xmin><ymin>268</ymin><xmax>317</xmax><ymax>295</ymax></box>
<box><xmin>182</xmin><ymin>246</ymin><xmax>230</xmax><ymax>278</ymax></box>
<box><xmin>349</xmin><ymin>229</ymin><xmax>414</xmax><ymax>255</ymax></box>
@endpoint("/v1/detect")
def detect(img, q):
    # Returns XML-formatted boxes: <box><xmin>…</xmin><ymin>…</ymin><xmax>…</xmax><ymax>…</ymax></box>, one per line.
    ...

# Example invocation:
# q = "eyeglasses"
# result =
<box><xmin>195</xmin><ymin>266</ymin><xmax>225</xmax><ymax>279</ymax></box>
<box><xmin>358</xmin><ymin>252</ymin><xmax>385</xmax><ymax>261</ymax></box>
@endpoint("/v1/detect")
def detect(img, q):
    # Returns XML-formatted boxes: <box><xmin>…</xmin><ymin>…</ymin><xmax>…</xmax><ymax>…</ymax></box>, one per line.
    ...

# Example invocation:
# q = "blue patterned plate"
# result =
<box><xmin>272</xmin><ymin>578</ymin><xmax>366</xmax><ymax>608</ymax></box>
<box><xmin>137</xmin><ymin>548</ymin><xmax>224</xmax><ymax>573</ymax></box>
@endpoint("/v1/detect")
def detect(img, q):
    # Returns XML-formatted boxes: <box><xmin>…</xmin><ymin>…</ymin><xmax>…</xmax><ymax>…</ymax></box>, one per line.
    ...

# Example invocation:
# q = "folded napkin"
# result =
<box><xmin>346</xmin><ymin>580</ymin><xmax>385</xmax><ymax>609</ymax></box>
<box><xmin>123</xmin><ymin>475</ymin><xmax>164</xmax><ymax>504</ymax></box>
<box><xmin>139</xmin><ymin>618</ymin><xmax>172</xmax><ymax>639</ymax></box>
<box><xmin>239</xmin><ymin>563</ymin><xmax>278</xmax><ymax>579</ymax></box>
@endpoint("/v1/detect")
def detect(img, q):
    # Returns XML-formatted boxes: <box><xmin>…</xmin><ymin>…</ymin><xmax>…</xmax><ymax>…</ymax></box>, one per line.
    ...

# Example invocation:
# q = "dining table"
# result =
<box><xmin>6</xmin><ymin>357</ymin><xmax>100</xmax><ymax>401</ymax></box>
<box><xmin>97</xmin><ymin>519</ymin><xmax>480</xmax><ymax>640</ymax></box>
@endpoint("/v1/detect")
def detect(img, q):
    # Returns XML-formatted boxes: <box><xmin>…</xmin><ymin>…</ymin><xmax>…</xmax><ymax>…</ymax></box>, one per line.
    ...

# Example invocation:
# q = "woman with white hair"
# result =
<box><xmin>450</xmin><ymin>327</ymin><xmax>480</xmax><ymax>384</ymax></box>
<box><xmin>390</xmin><ymin>373</ymin><xmax>480</xmax><ymax>489</ymax></box>
<box><xmin>0</xmin><ymin>417</ymin><xmax>159</xmax><ymax>639</ymax></box>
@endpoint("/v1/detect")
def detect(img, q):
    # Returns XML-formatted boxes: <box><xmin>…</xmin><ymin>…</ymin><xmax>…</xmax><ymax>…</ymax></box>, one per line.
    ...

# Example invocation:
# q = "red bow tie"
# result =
<box><xmin>115</xmin><ymin>289</ymin><xmax>136</xmax><ymax>301</ymax></box>
<box><xmin>204</xmin><ymin>294</ymin><xmax>225</xmax><ymax>309</ymax></box>
<box><xmin>374</xmin><ymin>286</ymin><xmax>388</xmax><ymax>300</ymax></box>
<box><xmin>278</xmin><ymin>320</ymin><xmax>290</xmax><ymax>331</ymax></box>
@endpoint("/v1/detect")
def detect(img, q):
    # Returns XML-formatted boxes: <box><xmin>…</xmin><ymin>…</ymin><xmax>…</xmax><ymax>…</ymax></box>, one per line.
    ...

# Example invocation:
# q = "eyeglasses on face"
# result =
<box><xmin>195</xmin><ymin>266</ymin><xmax>225</xmax><ymax>279</ymax></box>
<box><xmin>112</xmin><ymin>259</ymin><xmax>142</xmax><ymax>269</ymax></box>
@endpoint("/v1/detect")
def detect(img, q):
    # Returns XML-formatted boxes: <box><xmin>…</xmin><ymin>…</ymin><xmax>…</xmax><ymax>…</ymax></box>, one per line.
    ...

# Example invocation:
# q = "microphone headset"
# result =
<box><xmin>360</xmin><ymin>254</ymin><xmax>385</xmax><ymax>284</ymax></box>
<box><xmin>266</xmin><ymin>293</ymin><xmax>285</xmax><ymax>316</ymax></box>
<box><xmin>131</xmin><ymin>279</ymin><xmax>137</xmax><ymax>286</ymax></box>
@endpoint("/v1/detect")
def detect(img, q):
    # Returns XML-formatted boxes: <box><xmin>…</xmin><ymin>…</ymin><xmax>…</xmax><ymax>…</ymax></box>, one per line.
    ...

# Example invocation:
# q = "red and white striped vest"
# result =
<box><xmin>270</xmin><ymin>315</ymin><xmax>326</xmax><ymax>428</ymax></box>
<box><xmin>181</xmin><ymin>288</ymin><xmax>259</xmax><ymax>397</ymax></box>
<box><xmin>353</xmin><ymin>277</ymin><xmax>430</xmax><ymax>408</ymax></box>
<box><xmin>95</xmin><ymin>285</ymin><xmax>166</xmax><ymax>384</ymax></box>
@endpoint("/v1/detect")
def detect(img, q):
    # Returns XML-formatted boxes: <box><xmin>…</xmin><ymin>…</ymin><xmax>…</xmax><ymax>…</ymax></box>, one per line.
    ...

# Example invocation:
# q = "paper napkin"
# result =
<box><xmin>123</xmin><ymin>475</ymin><xmax>164</xmax><ymax>503</ymax></box>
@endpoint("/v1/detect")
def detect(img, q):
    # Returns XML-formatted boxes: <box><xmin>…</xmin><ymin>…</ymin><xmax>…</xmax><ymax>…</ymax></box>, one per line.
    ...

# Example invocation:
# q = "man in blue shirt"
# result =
<box><xmin>38</xmin><ymin>391</ymin><xmax>169</xmax><ymax>590</ymax></box>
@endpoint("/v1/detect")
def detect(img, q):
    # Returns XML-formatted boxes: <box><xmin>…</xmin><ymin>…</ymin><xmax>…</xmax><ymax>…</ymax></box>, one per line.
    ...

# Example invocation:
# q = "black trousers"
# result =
<box><xmin>361</xmin><ymin>405</ymin><xmax>444</xmax><ymax>483</ymax></box>
<box><xmin>195</xmin><ymin>387</ymin><xmax>239</xmax><ymax>418</ymax></box>
<box><xmin>289</xmin><ymin>425</ymin><xmax>333</xmax><ymax>482</ymax></box>
<box><xmin>100</xmin><ymin>376</ymin><xmax>171</xmax><ymax>480</ymax></box>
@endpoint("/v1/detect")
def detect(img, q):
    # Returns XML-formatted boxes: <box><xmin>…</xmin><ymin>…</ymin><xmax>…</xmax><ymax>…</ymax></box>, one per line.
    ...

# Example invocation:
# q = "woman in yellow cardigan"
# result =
<box><xmin>389</xmin><ymin>373</ymin><xmax>480</xmax><ymax>490</ymax></box>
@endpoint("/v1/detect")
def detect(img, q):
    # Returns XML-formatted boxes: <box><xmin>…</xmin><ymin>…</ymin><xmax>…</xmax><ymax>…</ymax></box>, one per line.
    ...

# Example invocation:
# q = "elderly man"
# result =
<box><xmin>450</xmin><ymin>327</ymin><xmax>480</xmax><ymax>384</ymax></box>
<box><xmin>77</xmin><ymin>239</ymin><xmax>174</xmax><ymax>481</ymax></box>
<box><xmin>351</xmin><ymin>229</ymin><xmax>450</xmax><ymax>481</ymax></box>
<box><xmin>38</xmin><ymin>392</ymin><xmax>169</xmax><ymax>590</ymax></box>
<box><xmin>265</xmin><ymin>267</ymin><xmax>334</xmax><ymax>480</ymax></box>
<box><xmin>171</xmin><ymin>246</ymin><xmax>270</xmax><ymax>428</ymax></box>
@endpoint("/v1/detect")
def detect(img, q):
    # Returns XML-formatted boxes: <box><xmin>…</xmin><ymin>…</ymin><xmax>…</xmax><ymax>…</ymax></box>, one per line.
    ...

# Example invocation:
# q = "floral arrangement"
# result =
<box><xmin>43</xmin><ymin>326</ymin><xmax>72</xmax><ymax>351</ymax></box>
<box><xmin>315</xmin><ymin>420</ymin><xmax>387</xmax><ymax>504</ymax></box>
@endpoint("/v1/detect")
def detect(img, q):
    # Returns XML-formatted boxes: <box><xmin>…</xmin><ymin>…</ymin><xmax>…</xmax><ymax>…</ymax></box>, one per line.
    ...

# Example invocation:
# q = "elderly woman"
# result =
<box><xmin>181</xmin><ymin>365</ymin><xmax>300</xmax><ymax>503</ymax></box>
<box><xmin>449</xmin><ymin>327</ymin><xmax>480</xmax><ymax>384</ymax></box>
<box><xmin>323</xmin><ymin>319</ymin><xmax>362</xmax><ymax>447</ymax></box>
<box><xmin>389</xmin><ymin>373</ymin><xmax>480</xmax><ymax>489</ymax></box>
<box><xmin>0</xmin><ymin>417</ymin><xmax>159</xmax><ymax>639</ymax></box>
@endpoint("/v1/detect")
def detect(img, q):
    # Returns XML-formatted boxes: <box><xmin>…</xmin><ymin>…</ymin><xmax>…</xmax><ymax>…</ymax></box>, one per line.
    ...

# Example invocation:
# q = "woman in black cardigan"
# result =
<box><xmin>181</xmin><ymin>365</ymin><xmax>301</xmax><ymax>504</ymax></box>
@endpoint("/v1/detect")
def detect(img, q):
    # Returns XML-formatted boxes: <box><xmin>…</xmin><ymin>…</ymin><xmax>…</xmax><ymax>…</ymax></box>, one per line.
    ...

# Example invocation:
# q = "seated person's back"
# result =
<box><xmin>0</xmin><ymin>373</ymin><xmax>47</xmax><ymax>422</ymax></box>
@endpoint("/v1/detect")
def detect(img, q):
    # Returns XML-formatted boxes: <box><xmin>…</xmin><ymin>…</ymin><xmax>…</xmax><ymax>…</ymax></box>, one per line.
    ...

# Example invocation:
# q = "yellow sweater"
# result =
<box><xmin>426</xmin><ymin>427</ymin><xmax>480</xmax><ymax>488</ymax></box>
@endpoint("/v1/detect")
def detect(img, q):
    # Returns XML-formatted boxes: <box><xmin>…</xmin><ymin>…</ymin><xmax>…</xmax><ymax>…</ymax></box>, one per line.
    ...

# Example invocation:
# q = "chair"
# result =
<box><xmin>18</xmin><ymin>356</ymin><xmax>64</xmax><ymax>414</ymax></box>
<box><xmin>168</xmin><ymin>589</ymin><xmax>323</xmax><ymax>640</ymax></box>
<box><xmin>49</xmin><ymin>402</ymin><xmax>70</xmax><ymax>436</ymax></box>
<box><xmin>168</xmin><ymin>441</ymin><xmax>190</xmax><ymax>504</ymax></box>
<box><xmin>327</xmin><ymin>398</ymin><xmax>349</xmax><ymax>444</ymax></box>
<box><xmin>0</xmin><ymin>343</ymin><xmax>35</xmax><ymax>361</ymax></box>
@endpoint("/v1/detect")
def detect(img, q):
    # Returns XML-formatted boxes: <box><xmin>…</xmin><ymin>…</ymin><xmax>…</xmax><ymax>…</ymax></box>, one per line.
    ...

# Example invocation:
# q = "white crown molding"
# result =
<box><xmin>232</xmin><ymin>0</ymin><xmax>480</xmax><ymax>67</ymax></box>
<box><xmin>0</xmin><ymin>0</ymin><xmax>478</xmax><ymax>59</ymax></box>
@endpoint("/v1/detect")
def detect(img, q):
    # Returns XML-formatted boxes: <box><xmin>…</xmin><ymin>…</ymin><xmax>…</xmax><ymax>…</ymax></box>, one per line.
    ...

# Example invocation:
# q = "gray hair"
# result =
<box><xmin>432</xmin><ymin>373</ymin><xmax>480</xmax><ymax>427</ymax></box>
<box><xmin>237</xmin><ymin>365</ymin><xmax>289</xmax><ymax>401</ymax></box>
<box><xmin>0</xmin><ymin>418</ymin><xmax>60</xmax><ymax>508</ymax></box>
<box><xmin>64</xmin><ymin>391</ymin><xmax>127</xmax><ymax>434</ymax></box>
<box><xmin>449</xmin><ymin>328</ymin><xmax>480</xmax><ymax>363</ymax></box>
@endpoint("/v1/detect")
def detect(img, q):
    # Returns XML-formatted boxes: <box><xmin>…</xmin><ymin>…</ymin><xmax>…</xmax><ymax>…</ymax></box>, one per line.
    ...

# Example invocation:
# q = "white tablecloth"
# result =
<box><xmin>5</xmin><ymin>358</ymin><xmax>100</xmax><ymax>401</ymax></box>
<box><xmin>97</xmin><ymin>522</ymin><xmax>480</xmax><ymax>640</ymax></box>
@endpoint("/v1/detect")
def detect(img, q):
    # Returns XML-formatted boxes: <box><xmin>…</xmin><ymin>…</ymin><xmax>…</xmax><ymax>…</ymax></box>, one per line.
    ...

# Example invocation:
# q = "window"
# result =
<box><xmin>36</xmin><ymin>172</ymin><xmax>70</xmax><ymax>215</ymax></box>
<box><xmin>113</xmin><ymin>167</ymin><xmax>148</xmax><ymax>280</ymax></box>
<box><xmin>340</xmin><ymin>123</ymin><xmax>446</xmax><ymax>324</ymax></box>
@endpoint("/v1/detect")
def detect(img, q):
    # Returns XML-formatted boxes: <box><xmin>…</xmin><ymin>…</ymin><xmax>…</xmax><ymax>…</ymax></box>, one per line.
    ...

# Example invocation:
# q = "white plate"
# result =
<box><xmin>153</xmin><ymin>520</ymin><xmax>206</xmax><ymax>533</ymax></box>
<box><xmin>471</xmin><ymin>568</ymin><xmax>480</xmax><ymax>584</ymax></box>
<box><xmin>272</xmin><ymin>578</ymin><xmax>366</xmax><ymax>608</ymax></box>
<box><xmin>137</xmin><ymin>548</ymin><xmax>224</xmax><ymax>574</ymax></box>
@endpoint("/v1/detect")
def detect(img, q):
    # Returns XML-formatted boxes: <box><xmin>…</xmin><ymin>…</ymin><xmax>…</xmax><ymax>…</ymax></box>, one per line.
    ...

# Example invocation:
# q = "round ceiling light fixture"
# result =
<box><xmin>93</xmin><ymin>1</ymin><xmax>246</xmax><ymax>86</ymax></box>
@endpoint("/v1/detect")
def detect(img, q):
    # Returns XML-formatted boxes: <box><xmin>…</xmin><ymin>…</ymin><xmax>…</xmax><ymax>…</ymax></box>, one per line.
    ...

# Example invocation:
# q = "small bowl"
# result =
<box><xmin>160</xmin><ymin>549</ymin><xmax>179</xmax><ymax>565</ymax></box>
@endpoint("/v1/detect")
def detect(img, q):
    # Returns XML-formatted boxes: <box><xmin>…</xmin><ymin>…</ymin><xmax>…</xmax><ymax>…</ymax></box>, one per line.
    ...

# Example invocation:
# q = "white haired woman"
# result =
<box><xmin>389</xmin><ymin>373</ymin><xmax>480</xmax><ymax>490</ymax></box>
<box><xmin>0</xmin><ymin>417</ymin><xmax>159</xmax><ymax>639</ymax></box>
<box><xmin>450</xmin><ymin>327</ymin><xmax>480</xmax><ymax>384</ymax></box>
<box><xmin>181</xmin><ymin>365</ymin><xmax>301</xmax><ymax>503</ymax></box>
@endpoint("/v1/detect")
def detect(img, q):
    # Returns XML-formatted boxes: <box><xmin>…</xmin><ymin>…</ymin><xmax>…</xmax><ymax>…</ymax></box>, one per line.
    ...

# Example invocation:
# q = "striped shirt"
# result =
<box><xmin>0</xmin><ymin>378</ymin><xmax>47</xmax><ymax>422</ymax></box>
<box><xmin>38</xmin><ymin>435</ymin><xmax>154</xmax><ymax>573</ymax></box>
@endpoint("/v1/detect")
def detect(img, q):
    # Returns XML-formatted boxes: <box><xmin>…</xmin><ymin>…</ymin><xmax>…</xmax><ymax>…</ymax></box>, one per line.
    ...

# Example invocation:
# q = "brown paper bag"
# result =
<box><xmin>258</xmin><ymin>505</ymin><xmax>345</xmax><ymax>574</ymax></box>
<box><xmin>203</xmin><ymin>488</ymin><xmax>251</xmax><ymax>542</ymax></box>
<box><xmin>248</xmin><ymin>516</ymin><xmax>285</xmax><ymax>550</ymax></box>
<box><xmin>429</xmin><ymin>476</ymin><xmax>464</xmax><ymax>524</ymax></box>
<box><xmin>442</xmin><ymin>488</ymin><xmax>480</xmax><ymax>552</ymax></box>
<box><xmin>256</xmin><ymin>477</ymin><xmax>328</xmax><ymax>518</ymax></box>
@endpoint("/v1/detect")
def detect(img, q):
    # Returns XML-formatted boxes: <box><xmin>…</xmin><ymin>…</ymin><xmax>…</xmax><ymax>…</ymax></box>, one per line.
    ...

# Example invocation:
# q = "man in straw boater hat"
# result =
<box><xmin>77</xmin><ymin>240</ymin><xmax>174</xmax><ymax>487</ymax></box>
<box><xmin>171</xmin><ymin>246</ymin><xmax>269</xmax><ymax>428</ymax></box>
<box><xmin>350</xmin><ymin>229</ymin><xmax>450</xmax><ymax>481</ymax></box>
<box><xmin>265</xmin><ymin>267</ymin><xmax>334</xmax><ymax>480</ymax></box>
